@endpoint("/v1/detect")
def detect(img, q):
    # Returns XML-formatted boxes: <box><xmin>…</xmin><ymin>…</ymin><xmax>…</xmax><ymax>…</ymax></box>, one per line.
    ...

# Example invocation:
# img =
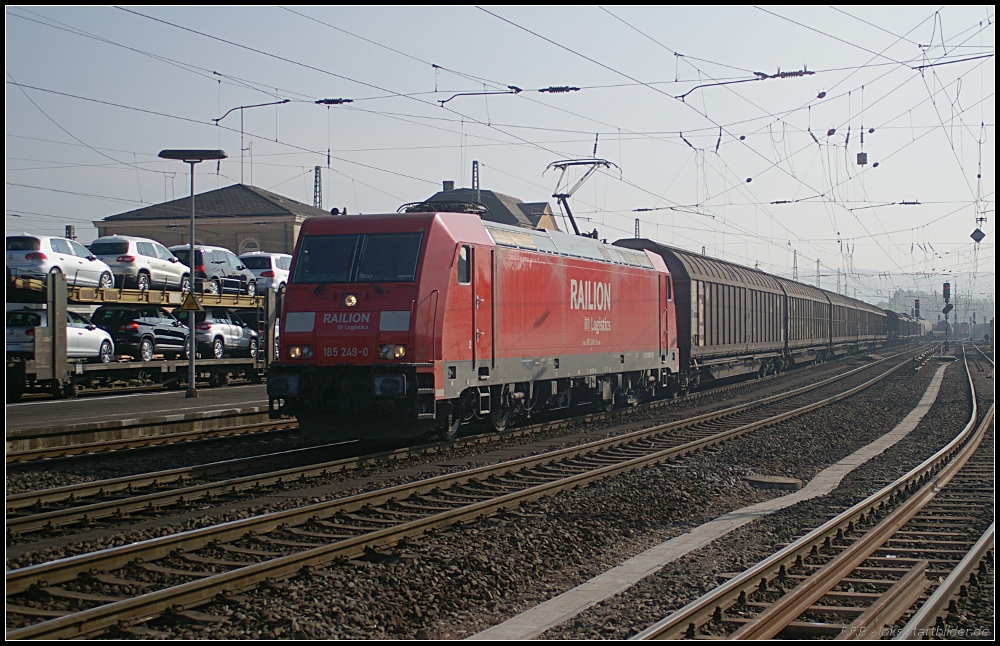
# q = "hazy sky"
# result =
<box><xmin>6</xmin><ymin>6</ymin><xmax>994</xmax><ymax>306</ymax></box>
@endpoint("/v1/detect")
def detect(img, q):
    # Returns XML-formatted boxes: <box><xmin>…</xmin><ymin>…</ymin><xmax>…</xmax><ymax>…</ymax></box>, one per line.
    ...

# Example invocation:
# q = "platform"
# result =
<box><xmin>5</xmin><ymin>384</ymin><xmax>269</xmax><ymax>454</ymax></box>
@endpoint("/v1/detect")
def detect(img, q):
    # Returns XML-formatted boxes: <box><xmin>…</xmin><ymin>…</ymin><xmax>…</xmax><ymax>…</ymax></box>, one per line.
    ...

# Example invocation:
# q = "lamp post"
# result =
<box><xmin>158</xmin><ymin>149</ymin><xmax>228</xmax><ymax>398</ymax></box>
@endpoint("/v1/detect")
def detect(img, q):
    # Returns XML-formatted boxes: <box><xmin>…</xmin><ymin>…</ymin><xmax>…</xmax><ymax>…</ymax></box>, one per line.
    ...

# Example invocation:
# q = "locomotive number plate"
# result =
<box><xmin>324</xmin><ymin>346</ymin><xmax>369</xmax><ymax>358</ymax></box>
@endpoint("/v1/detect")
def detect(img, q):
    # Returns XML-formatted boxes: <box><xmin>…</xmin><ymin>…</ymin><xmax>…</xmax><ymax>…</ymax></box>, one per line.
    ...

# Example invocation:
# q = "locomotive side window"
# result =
<box><xmin>457</xmin><ymin>245</ymin><xmax>470</xmax><ymax>285</ymax></box>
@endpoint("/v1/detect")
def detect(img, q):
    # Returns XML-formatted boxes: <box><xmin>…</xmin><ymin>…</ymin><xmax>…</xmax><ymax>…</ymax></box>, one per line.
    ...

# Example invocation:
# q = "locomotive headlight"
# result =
<box><xmin>379</xmin><ymin>344</ymin><xmax>406</xmax><ymax>359</ymax></box>
<box><xmin>288</xmin><ymin>345</ymin><xmax>313</xmax><ymax>359</ymax></box>
<box><xmin>343</xmin><ymin>294</ymin><xmax>358</xmax><ymax>307</ymax></box>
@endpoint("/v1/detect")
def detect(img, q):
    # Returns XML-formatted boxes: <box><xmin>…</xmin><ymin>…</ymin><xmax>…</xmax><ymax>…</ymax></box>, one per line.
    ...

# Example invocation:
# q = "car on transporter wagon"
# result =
<box><xmin>193</xmin><ymin>307</ymin><xmax>259</xmax><ymax>359</ymax></box>
<box><xmin>90</xmin><ymin>304</ymin><xmax>190</xmax><ymax>362</ymax></box>
<box><xmin>169</xmin><ymin>245</ymin><xmax>258</xmax><ymax>296</ymax></box>
<box><xmin>239</xmin><ymin>252</ymin><xmax>292</xmax><ymax>294</ymax></box>
<box><xmin>6</xmin><ymin>235</ymin><xmax>116</xmax><ymax>289</ymax></box>
<box><xmin>6</xmin><ymin>308</ymin><xmax>116</xmax><ymax>363</ymax></box>
<box><xmin>88</xmin><ymin>235</ymin><xmax>191</xmax><ymax>292</ymax></box>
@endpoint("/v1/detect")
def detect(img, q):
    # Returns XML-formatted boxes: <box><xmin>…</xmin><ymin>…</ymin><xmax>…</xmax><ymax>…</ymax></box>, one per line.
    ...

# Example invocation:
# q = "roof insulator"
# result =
<box><xmin>539</xmin><ymin>86</ymin><xmax>580</xmax><ymax>93</ymax></box>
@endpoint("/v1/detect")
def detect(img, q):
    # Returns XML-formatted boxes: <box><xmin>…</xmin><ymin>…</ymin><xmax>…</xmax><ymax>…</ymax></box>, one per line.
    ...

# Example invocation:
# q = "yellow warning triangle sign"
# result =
<box><xmin>179</xmin><ymin>291</ymin><xmax>204</xmax><ymax>312</ymax></box>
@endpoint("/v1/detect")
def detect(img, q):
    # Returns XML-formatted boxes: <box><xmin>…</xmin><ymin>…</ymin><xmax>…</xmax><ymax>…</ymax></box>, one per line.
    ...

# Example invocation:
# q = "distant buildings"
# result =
<box><xmin>416</xmin><ymin>181</ymin><xmax>561</xmax><ymax>231</ymax></box>
<box><xmin>93</xmin><ymin>184</ymin><xmax>332</xmax><ymax>255</ymax></box>
<box><xmin>94</xmin><ymin>181</ymin><xmax>561</xmax><ymax>254</ymax></box>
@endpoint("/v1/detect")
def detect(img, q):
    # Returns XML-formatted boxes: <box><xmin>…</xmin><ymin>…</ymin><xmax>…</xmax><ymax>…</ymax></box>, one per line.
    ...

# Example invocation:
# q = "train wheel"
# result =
<box><xmin>489</xmin><ymin>406</ymin><xmax>511</xmax><ymax>432</ymax></box>
<box><xmin>209</xmin><ymin>370</ymin><xmax>230</xmax><ymax>388</ymax></box>
<box><xmin>489</xmin><ymin>387</ymin><xmax>512</xmax><ymax>432</ymax></box>
<box><xmin>437</xmin><ymin>412</ymin><xmax>463</xmax><ymax>442</ymax></box>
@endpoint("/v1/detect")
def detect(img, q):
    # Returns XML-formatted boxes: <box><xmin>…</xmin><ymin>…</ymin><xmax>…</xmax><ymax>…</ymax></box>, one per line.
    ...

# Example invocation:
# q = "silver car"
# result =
<box><xmin>6</xmin><ymin>309</ymin><xmax>116</xmax><ymax>362</ymax></box>
<box><xmin>194</xmin><ymin>308</ymin><xmax>259</xmax><ymax>359</ymax></box>
<box><xmin>7</xmin><ymin>235</ymin><xmax>115</xmax><ymax>289</ymax></box>
<box><xmin>88</xmin><ymin>235</ymin><xmax>191</xmax><ymax>292</ymax></box>
<box><xmin>239</xmin><ymin>252</ymin><xmax>292</xmax><ymax>293</ymax></box>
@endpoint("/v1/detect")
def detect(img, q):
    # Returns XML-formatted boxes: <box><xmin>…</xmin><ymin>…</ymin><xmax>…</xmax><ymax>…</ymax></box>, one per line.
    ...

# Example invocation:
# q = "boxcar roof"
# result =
<box><xmin>823</xmin><ymin>289</ymin><xmax>884</xmax><ymax>314</ymax></box>
<box><xmin>773</xmin><ymin>275</ymin><xmax>827</xmax><ymax>301</ymax></box>
<box><xmin>616</xmin><ymin>239</ymin><xmax>784</xmax><ymax>292</ymax></box>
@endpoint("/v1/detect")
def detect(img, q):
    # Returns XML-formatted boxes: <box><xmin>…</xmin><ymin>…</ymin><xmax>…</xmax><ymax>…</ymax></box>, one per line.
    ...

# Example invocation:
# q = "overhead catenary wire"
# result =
<box><xmin>7</xmin><ymin>6</ymin><xmax>992</xmax><ymax>300</ymax></box>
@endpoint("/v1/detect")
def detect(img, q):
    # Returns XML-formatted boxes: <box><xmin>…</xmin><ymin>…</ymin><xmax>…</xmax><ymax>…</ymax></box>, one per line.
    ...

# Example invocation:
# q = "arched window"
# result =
<box><xmin>240</xmin><ymin>238</ymin><xmax>260</xmax><ymax>255</ymax></box>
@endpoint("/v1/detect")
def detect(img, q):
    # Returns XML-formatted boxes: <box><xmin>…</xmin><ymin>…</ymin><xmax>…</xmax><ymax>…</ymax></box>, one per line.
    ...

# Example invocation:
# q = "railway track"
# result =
<box><xmin>5</xmin><ymin>346</ymin><xmax>926</xmax><ymax>638</ymax></box>
<box><xmin>6</xmin><ymin>345</ymin><xmax>934</xmax><ymax>467</ymax></box>
<box><xmin>5</xmin><ymin>419</ymin><xmax>296</xmax><ymax>465</ymax></box>
<box><xmin>6</xmin><ymin>347</ymin><xmax>926</xmax><ymax>540</ymax></box>
<box><xmin>635</xmin><ymin>343</ymin><xmax>993</xmax><ymax>640</ymax></box>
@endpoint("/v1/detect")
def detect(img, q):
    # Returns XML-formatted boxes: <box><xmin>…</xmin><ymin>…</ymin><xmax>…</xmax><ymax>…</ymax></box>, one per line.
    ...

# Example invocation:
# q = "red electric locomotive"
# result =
<box><xmin>267</xmin><ymin>211</ymin><xmax>679</xmax><ymax>441</ymax></box>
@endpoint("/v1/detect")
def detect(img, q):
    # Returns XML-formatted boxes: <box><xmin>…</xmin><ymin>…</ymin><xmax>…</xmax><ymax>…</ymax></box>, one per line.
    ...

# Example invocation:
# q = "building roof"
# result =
<box><xmin>421</xmin><ymin>187</ymin><xmax>554</xmax><ymax>229</ymax></box>
<box><xmin>101</xmin><ymin>184</ymin><xmax>332</xmax><ymax>222</ymax></box>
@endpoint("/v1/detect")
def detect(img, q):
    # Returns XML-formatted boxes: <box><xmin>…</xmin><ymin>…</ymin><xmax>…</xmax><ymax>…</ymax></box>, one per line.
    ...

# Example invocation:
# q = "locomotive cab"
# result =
<box><xmin>268</xmin><ymin>212</ymin><xmax>491</xmax><ymax>440</ymax></box>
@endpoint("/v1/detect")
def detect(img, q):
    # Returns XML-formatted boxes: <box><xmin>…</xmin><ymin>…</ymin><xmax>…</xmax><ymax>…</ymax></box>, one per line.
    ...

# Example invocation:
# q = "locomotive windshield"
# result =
<box><xmin>292</xmin><ymin>232</ymin><xmax>422</xmax><ymax>284</ymax></box>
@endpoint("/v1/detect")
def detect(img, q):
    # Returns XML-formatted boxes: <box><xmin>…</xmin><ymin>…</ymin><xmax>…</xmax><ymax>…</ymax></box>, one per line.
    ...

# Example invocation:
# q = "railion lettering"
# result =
<box><xmin>323</xmin><ymin>312</ymin><xmax>371</xmax><ymax>324</ymax></box>
<box><xmin>569</xmin><ymin>279</ymin><xmax>611</xmax><ymax>311</ymax></box>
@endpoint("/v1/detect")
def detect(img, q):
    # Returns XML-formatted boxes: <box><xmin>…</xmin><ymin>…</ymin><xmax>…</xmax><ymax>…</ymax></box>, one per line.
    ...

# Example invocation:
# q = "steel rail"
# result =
<box><xmin>3</xmin><ymin>350</ymin><xmax>770</xmax><ymax>469</ymax></box>
<box><xmin>728</xmin><ymin>399</ymin><xmax>992</xmax><ymax>638</ymax></box>
<box><xmin>5</xmin><ymin>419</ymin><xmax>295</xmax><ymax>464</ymax></box>
<box><xmin>5</xmin><ymin>346</ymin><xmax>916</xmax><ymax>638</ymax></box>
<box><xmin>6</xmin><ymin>349</ymin><xmax>918</xmax><ymax>536</ymax></box>
<box><xmin>969</xmin><ymin>341</ymin><xmax>994</xmax><ymax>369</ymax></box>
<box><xmin>634</xmin><ymin>346</ymin><xmax>983</xmax><ymax>640</ymax></box>
<box><xmin>894</xmin><ymin>522</ymin><xmax>995</xmax><ymax>640</ymax></box>
<box><xmin>7</xmin><ymin>344</ymin><xmax>933</xmax><ymax>468</ymax></box>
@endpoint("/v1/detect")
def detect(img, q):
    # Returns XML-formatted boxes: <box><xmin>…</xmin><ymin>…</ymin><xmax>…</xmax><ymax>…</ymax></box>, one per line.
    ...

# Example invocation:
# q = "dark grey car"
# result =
<box><xmin>91</xmin><ymin>305</ymin><xmax>189</xmax><ymax>361</ymax></box>
<box><xmin>170</xmin><ymin>245</ymin><xmax>257</xmax><ymax>296</ymax></box>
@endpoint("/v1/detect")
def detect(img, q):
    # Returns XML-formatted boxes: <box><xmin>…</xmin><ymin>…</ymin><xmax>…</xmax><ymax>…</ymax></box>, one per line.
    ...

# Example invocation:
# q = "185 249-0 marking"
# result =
<box><xmin>324</xmin><ymin>346</ymin><xmax>369</xmax><ymax>358</ymax></box>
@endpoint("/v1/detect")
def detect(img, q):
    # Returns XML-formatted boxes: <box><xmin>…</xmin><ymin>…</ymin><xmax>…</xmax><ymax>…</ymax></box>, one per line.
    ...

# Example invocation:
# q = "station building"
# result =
<box><xmin>94</xmin><ymin>182</ymin><xmax>559</xmax><ymax>256</ymax></box>
<box><xmin>93</xmin><ymin>184</ymin><xmax>332</xmax><ymax>255</ymax></box>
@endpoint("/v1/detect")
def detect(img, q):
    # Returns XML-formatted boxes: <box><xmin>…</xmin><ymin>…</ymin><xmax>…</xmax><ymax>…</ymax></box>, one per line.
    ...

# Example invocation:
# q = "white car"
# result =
<box><xmin>88</xmin><ymin>235</ymin><xmax>190</xmax><ymax>292</ymax></box>
<box><xmin>7</xmin><ymin>235</ymin><xmax>115</xmax><ymax>289</ymax></box>
<box><xmin>6</xmin><ymin>309</ymin><xmax>116</xmax><ymax>362</ymax></box>
<box><xmin>239</xmin><ymin>252</ymin><xmax>292</xmax><ymax>293</ymax></box>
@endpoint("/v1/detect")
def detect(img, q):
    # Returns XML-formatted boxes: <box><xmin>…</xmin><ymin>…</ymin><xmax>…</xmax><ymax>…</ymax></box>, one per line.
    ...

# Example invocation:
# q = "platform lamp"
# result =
<box><xmin>158</xmin><ymin>149</ymin><xmax>228</xmax><ymax>398</ymax></box>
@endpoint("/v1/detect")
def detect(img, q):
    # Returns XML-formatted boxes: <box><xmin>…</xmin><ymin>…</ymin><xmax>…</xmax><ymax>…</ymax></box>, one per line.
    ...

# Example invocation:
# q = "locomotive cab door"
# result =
<box><xmin>659</xmin><ymin>274</ymin><xmax>668</xmax><ymax>359</ymax></box>
<box><xmin>472</xmin><ymin>245</ymin><xmax>494</xmax><ymax>377</ymax></box>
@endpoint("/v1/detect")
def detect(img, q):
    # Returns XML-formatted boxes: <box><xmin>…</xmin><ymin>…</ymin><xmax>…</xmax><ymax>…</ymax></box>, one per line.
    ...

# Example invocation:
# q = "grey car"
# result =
<box><xmin>170</xmin><ymin>245</ymin><xmax>257</xmax><ymax>296</ymax></box>
<box><xmin>194</xmin><ymin>308</ymin><xmax>259</xmax><ymax>359</ymax></box>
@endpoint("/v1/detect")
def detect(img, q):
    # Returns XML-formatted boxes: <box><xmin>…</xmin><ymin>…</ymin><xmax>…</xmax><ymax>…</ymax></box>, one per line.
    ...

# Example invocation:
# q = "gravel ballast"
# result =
<box><xmin>95</xmin><ymin>355</ymin><xmax>976</xmax><ymax>639</ymax></box>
